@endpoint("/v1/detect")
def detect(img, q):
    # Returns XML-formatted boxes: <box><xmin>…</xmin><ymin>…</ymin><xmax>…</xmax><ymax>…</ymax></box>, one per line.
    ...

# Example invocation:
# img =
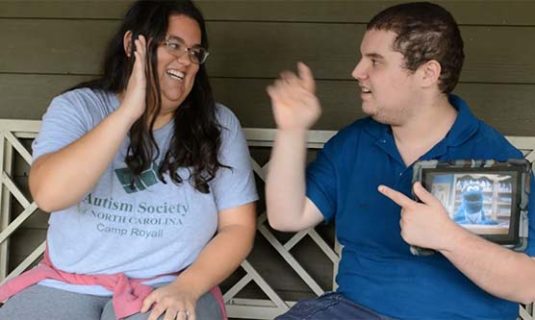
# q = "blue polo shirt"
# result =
<box><xmin>306</xmin><ymin>95</ymin><xmax>535</xmax><ymax>319</ymax></box>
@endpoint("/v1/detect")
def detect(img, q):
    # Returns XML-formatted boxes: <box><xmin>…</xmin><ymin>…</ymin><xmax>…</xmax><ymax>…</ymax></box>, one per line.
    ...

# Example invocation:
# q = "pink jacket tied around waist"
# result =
<box><xmin>0</xmin><ymin>252</ymin><xmax>227</xmax><ymax>319</ymax></box>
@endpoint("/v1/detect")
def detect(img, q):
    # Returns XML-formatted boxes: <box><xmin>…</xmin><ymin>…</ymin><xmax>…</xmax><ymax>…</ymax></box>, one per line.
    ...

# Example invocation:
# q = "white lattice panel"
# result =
<box><xmin>0</xmin><ymin>120</ymin><xmax>41</xmax><ymax>283</ymax></box>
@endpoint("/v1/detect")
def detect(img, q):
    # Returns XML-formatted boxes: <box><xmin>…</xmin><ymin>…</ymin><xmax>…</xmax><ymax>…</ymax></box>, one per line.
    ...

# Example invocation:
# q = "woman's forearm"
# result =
<box><xmin>173</xmin><ymin>203</ymin><xmax>256</xmax><ymax>297</ymax></box>
<box><xmin>29</xmin><ymin>107</ymin><xmax>136</xmax><ymax>212</ymax></box>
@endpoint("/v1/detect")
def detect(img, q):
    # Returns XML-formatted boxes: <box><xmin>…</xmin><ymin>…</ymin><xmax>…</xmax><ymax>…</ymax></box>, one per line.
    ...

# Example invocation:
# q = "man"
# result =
<box><xmin>266</xmin><ymin>2</ymin><xmax>535</xmax><ymax>319</ymax></box>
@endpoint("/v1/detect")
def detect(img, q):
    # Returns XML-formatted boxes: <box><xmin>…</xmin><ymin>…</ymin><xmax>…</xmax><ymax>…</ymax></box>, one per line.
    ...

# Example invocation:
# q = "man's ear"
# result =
<box><xmin>123</xmin><ymin>30</ymin><xmax>133</xmax><ymax>57</ymax></box>
<box><xmin>419</xmin><ymin>59</ymin><xmax>442</xmax><ymax>89</ymax></box>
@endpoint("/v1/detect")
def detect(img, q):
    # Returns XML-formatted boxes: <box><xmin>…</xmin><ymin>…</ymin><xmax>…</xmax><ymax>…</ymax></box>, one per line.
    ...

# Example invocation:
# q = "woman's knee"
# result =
<box><xmin>0</xmin><ymin>285</ymin><xmax>107</xmax><ymax>320</ymax></box>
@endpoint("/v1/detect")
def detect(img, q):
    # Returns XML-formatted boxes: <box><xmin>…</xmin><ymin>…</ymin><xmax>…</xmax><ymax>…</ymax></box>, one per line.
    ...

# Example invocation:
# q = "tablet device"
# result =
<box><xmin>411</xmin><ymin>159</ymin><xmax>531</xmax><ymax>255</ymax></box>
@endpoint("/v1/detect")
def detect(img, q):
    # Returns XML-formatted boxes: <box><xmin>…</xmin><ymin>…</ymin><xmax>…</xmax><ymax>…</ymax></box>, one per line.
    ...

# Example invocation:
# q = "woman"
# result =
<box><xmin>0</xmin><ymin>1</ymin><xmax>257</xmax><ymax>320</ymax></box>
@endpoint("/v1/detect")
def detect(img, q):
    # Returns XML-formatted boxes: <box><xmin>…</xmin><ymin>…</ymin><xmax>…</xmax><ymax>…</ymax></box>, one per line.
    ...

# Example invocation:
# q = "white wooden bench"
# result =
<box><xmin>0</xmin><ymin>120</ymin><xmax>533</xmax><ymax>319</ymax></box>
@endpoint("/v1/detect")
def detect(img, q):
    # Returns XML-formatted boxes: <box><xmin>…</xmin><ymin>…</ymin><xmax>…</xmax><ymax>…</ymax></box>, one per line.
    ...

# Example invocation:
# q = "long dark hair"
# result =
<box><xmin>70</xmin><ymin>0</ymin><xmax>223</xmax><ymax>193</ymax></box>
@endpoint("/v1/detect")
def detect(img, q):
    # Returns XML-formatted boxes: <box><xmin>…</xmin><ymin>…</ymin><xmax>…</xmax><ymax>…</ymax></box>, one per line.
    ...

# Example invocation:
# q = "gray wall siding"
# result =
<box><xmin>1</xmin><ymin>0</ymin><xmax>534</xmax><ymax>303</ymax></box>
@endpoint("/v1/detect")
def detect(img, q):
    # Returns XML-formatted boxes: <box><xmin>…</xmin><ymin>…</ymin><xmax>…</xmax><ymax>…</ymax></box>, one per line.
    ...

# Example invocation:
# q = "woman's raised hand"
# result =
<box><xmin>121</xmin><ymin>34</ymin><xmax>148</xmax><ymax>123</ymax></box>
<box><xmin>267</xmin><ymin>62</ymin><xmax>322</xmax><ymax>131</ymax></box>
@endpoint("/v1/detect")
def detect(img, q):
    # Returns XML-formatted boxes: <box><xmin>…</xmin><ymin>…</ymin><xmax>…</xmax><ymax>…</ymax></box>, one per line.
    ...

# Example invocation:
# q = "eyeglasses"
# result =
<box><xmin>162</xmin><ymin>38</ymin><xmax>209</xmax><ymax>65</ymax></box>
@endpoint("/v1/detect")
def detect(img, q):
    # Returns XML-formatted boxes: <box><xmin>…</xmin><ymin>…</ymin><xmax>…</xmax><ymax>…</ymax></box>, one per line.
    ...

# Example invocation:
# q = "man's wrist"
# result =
<box><xmin>437</xmin><ymin>222</ymin><xmax>472</xmax><ymax>254</ymax></box>
<box><xmin>276</xmin><ymin>128</ymin><xmax>309</xmax><ymax>142</ymax></box>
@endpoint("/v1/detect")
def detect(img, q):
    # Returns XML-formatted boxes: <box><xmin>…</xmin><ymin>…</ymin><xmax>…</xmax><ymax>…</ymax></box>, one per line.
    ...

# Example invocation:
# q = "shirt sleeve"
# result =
<box><xmin>305</xmin><ymin>137</ymin><xmax>339</xmax><ymax>222</ymax></box>
<box><xmin>210</xmin><ymin>105</ymin><xmax>258</xmax><ymax>212</ymax></box>
<box><xmin>32</xmin><ymin>90</ymin><xmax>93</xmax><ymax>161</ymax></box>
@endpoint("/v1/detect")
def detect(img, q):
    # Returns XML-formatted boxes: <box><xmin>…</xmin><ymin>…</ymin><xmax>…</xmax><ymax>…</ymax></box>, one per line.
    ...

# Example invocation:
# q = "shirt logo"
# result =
<box><xmin>115</xmin><ymin>162</ymin><xmax>159</xmax><ymax>193</ymax></box>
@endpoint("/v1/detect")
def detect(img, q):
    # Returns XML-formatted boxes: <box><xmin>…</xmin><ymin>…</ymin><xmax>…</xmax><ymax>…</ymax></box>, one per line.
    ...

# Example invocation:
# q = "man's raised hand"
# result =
<box><xmin>267</xmin><ymin>62</ymin><xmax>321</xmax><ymax>131</ymax></box>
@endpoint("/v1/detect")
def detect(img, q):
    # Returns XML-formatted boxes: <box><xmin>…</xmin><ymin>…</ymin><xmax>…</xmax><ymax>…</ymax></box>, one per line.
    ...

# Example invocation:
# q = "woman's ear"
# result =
<box><xmin>123</xmin><ymin>30</ymin><xmax>133</xmax><ymax>57</ymax></box>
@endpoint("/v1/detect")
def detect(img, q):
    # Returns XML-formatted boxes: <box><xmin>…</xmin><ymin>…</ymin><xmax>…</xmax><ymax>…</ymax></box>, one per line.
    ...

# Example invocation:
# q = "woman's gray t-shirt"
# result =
<box><xmin>32</xmin><ymin>88</ymin><xmax>258</xmax><ymax>295</ymax></box>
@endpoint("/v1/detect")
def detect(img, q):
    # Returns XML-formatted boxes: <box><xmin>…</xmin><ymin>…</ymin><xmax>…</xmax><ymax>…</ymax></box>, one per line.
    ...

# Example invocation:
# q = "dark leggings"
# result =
<box><xmin>0</xmin><ymin>284</ymin><xmax>222</xmax><ymax>320</ymax></box>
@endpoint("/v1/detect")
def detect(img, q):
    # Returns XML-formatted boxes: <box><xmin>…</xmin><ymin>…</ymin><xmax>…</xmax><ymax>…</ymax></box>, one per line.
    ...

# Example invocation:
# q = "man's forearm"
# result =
<box><xmin>266</xmin><ymin>129</ymin><xmax>309</xmax><ymax>231</ymax></box>
<box><xmin>440</xmin><ymin>228</ymin><xmax>535</xmax><ymax>304</ymax></box>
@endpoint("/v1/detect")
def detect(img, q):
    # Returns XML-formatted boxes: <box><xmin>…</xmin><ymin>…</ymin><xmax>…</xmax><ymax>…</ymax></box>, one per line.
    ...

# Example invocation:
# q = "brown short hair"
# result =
<box><xmin>368</xmin><ymin>2</ymin><xmax>464</xmax><ymax>94</ymax></box>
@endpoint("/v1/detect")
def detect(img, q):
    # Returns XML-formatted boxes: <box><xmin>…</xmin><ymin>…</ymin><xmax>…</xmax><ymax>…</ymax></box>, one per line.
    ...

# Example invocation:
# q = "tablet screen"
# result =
<box><xmin>424</xmin><ymin>171</ymin><xmax>516</xmax><ymax>242</ymax></box>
